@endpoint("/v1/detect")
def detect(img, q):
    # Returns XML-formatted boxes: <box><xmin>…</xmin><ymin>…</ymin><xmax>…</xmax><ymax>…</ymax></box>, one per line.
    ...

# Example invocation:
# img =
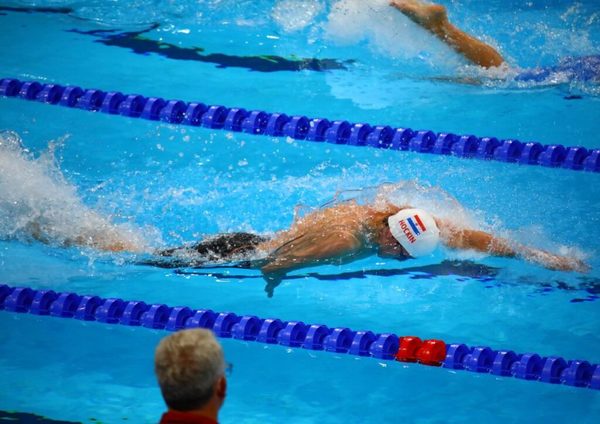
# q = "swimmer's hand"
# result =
<box><xmin>436</xmin><ymin>220</ymin><xmax>589</xmax><ymax>273</ymax></box>
<box><xmin>262</xmin><ymin>270</ymin><xmax>285</xmax><ymax>298</ymax></box>
<box><xmin>523</xmin><ymin>250</ymin><xmax>590</xmax><ymax>273</ymax></box>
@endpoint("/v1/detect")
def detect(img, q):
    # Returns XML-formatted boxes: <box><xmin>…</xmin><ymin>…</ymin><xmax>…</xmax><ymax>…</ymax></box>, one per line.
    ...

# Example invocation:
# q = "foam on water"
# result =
<box><xmin>0</xmin><ymin>131</ymin><xmax>152</xmax><ymax>253</ymax></box>
<box><xmin>271</xmin><ymin>0</ymin><xmax>324</xmax><ymax>33</ymax></box>
<box><xmin>321</xmin><ymin>180</ymin><xmax>475</xmax><ymax>224</ymax></box>
<box><xmin>323</xmin><ymin>0</ymin><xmax>461</xmax><ymax>67</ymax></box>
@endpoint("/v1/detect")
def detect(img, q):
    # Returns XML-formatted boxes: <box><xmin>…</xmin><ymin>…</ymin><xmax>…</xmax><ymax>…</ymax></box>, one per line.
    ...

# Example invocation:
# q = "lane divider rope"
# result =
<box><xmin>1</xmin><ymin>284</ymin><xmax>598</xmax><ymax>390</ymax></box>
<box><xmin>1</xmin><ymin>78</ymin><xmax>599</xmax><ymax>173</ymax></box>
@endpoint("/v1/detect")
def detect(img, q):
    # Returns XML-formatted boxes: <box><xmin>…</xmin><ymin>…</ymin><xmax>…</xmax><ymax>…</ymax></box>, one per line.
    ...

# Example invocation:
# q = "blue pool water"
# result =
<box><xmin>1</xmin><ymin>0</ymin><xmax>600</xmax><ymax>422</ymax></box>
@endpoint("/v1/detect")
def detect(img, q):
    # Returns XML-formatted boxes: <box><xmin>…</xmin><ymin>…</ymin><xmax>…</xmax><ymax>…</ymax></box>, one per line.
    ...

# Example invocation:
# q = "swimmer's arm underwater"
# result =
<box><xmin>436</xmin><ymin>219</ymin><xmax>588</xmax><ymax>272</ymax></box>
<box><xmin>261</xmin><ymin>230</ymin><xmax>364</xmax><ymax>274</ymax></box>
<box><xmin>260</xmin><ymin>229</ymin><xmax>366</xmax><ymax>296</ymax></box>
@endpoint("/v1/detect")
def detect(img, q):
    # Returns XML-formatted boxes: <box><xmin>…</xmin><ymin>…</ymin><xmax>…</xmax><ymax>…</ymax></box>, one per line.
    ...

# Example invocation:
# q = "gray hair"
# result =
<box><xmin>154</xmin><ymin>329</ymin><xmax>226</xmax><ymax>411</ymax></box>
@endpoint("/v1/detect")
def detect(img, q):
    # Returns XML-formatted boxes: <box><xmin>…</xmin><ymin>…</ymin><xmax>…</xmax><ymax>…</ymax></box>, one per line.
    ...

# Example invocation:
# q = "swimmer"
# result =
<box><xmin>390</xmin><ymin>0</ymin><xmax>504</xmax><ymax>68</ymax></box>
<box><xmin>5</xmin><ymin>135</ymin><xmax>585</xmax><ymax>296</ymax></box>
<box><xmin>152</xmin><ymin>201</ymin><xmax>587</xmax><ymax>297</ymax></box>
<box><xmin>16</xmin><ymin>192</ymin><xmax>587</xmax><ymax>297</ymax></box>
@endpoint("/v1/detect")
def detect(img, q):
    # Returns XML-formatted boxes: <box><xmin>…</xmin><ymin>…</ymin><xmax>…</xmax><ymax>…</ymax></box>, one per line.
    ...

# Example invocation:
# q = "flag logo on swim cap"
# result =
<box><xmin>387</xmin><ymin>208</ymin><xmax>440</xmax><ymax>258</ymax></box>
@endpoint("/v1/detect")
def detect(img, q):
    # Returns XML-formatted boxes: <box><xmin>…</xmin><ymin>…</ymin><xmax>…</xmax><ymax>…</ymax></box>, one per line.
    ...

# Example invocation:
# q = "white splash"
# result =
<box><xmin>271</xmin><ymin>0</ymin><xmax>325</xmax><ymax>32</ymax></box>
<box><xmin>326</xmin><ymin>180</ymin><xmax>477</xmax><ymax>228</ymax></box>
<box><xmin>323</xmin><ymin>0</ymin><xmax>460</xmax><ymax>64</ymax></box>
<box><xmin>0</xmin><ymin>131</ymin><xmax>150</xmax><ymax>253</ymax></box>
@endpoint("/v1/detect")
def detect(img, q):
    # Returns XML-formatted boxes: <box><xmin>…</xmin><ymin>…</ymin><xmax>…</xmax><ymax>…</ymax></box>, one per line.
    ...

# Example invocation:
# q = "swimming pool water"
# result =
<box><xmin>2</xmin><ymin>312</ymin><xmax>600</xmax><ymax>423</ymax></box>
<box><xmin>1</xmin><ymin>0</ymin><xmax>600</xmax><ymax>423</ymax></box>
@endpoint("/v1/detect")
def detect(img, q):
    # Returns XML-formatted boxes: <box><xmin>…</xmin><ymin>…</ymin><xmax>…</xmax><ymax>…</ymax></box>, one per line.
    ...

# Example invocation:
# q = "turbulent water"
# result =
<box><xmin>0</xmin><ymin>131</ymin><xmax>151</xmax><ymax>252</ymax></box>
<box><xmin>2</xmin><ymin>128</ymin><xmax>587</xmax><ymax>271</ymax></box>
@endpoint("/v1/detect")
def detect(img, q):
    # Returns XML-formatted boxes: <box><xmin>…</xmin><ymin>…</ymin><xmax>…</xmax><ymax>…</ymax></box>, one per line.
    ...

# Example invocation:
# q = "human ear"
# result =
<box><xmin>217</xmin><ymin>376</ymin><xmax>227</xmax><ymax>399</ymax></box>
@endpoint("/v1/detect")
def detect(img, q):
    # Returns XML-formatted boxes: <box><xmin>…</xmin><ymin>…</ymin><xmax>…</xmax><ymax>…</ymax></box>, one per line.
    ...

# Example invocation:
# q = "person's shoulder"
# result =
<box><xmin>159</xmin><ymin>410</ymin><xmax>218</xmax><ymax>424</ymax></box>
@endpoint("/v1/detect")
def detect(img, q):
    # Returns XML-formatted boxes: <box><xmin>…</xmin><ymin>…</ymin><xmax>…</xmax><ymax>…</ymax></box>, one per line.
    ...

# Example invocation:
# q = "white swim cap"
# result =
<box><xmin>387</xmin><ymin>208</ymin><xmax>440</xmax><ymax>258</ymax></box>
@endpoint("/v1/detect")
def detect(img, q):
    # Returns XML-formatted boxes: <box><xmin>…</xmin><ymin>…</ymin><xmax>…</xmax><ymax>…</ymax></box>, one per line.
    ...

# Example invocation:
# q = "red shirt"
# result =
<box><xmin>159</xmin><ymin>410</ymin><xmax>218</xmax><ymax>424</ymax></box>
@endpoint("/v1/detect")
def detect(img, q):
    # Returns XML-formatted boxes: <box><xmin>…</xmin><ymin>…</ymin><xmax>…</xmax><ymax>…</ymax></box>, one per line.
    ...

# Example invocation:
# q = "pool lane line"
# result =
<box><xmin>1</xmin><ymin>284</ymin><xmax>598</xmax><ymax>390</ymax></box>
<box><xmin>1</xmin><ymin>78</ymin><xmax>599</xmax><ymax>173</ymax></box>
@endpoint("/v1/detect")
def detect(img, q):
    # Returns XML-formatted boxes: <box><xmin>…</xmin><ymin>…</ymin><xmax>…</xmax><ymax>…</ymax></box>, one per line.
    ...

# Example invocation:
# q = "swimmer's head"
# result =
<box><xmin>372</xmin><ymin>205</ymin><xmax>410</xmax><ymax>259</ymax></box>
<box><xmin>387</xmin><ymin>209</ymin><xmax>439</xmax><ymax>258</ymax></box>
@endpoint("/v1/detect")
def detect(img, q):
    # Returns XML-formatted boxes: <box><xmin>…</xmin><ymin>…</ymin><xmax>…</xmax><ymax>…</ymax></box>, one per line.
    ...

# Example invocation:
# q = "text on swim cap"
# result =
<box><xmin>399</xmin><ymin>219</ymin><xmax>416</xmax><ymax>244</ymax></box>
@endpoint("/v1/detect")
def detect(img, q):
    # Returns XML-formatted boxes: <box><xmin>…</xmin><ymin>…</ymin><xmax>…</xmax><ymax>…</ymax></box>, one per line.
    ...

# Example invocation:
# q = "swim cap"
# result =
<box><xmin>387</xmin><ymin>208</ymin><xmax>439</xmax><ymax>258</ymax></box>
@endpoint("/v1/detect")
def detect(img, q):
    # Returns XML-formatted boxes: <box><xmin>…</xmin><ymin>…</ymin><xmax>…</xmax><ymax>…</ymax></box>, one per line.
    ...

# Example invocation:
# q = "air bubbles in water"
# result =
<box><xmin>0</xmin><ymin>130</ymin><xmax>27</xmax><ymax>154</ymax></box>
<box><xmin>271</xmin><ymin>0</ymin><xmax>324</xmax><ymax>32</ymax></box>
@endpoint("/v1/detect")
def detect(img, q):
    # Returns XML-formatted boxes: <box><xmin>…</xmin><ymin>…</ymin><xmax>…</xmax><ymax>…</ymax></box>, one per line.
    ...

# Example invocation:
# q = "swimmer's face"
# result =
<box><xmin>377</xmin><ymin>223</ymin><xmax>410</xmax><ymax>259</ymax></box>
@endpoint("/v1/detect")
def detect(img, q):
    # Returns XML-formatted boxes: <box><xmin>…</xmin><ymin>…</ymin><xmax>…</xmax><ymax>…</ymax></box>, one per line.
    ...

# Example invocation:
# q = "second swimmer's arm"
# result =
<box><xmin>390</xmin><ymin>1</ymin><xmax>504</xmax><ymax>68</ymax></box>
<box><xmin>429</xmin><ymin>15</ymin><xmax>504</xmax><ymax>68</ymax></box>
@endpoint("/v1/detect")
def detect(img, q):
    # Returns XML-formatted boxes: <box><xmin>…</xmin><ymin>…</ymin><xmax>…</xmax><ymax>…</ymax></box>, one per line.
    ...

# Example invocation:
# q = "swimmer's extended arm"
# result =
<box><xmin>390</xmin><ymin>0</ymin><xmax>504</xmax><ymax>68</ymax></box>
<box><xmin>436</xmin><ymin>219</ymin><xmax>588</xmax><ymax>272</ymax></box>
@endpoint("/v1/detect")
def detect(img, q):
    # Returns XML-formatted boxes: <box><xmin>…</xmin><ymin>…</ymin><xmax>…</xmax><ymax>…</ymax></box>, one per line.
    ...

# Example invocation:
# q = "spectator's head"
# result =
<box><xmin>155</xmin><ymin>329</ymin><xmax>227</xmax><ymax>414</ymax></box>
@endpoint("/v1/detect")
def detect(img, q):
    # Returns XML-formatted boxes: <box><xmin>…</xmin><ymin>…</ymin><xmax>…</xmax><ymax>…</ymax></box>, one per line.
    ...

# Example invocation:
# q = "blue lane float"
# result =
<box><xmin>0</xmin><ymin>284</ymin><xmax>598</xmax><ymax>390</ymax></box>
<box><xmin>1</xmin><ymin>77</ymin><xmax>599</xmax><ymax>173</ymax></box>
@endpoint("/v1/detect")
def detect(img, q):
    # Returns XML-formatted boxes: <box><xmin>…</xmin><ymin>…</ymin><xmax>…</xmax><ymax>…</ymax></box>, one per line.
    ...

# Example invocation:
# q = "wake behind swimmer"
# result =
<box><xmin>0</xmin><ymin>131</ymin><xmax>151</xmax><ymax>253</ymax></box>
